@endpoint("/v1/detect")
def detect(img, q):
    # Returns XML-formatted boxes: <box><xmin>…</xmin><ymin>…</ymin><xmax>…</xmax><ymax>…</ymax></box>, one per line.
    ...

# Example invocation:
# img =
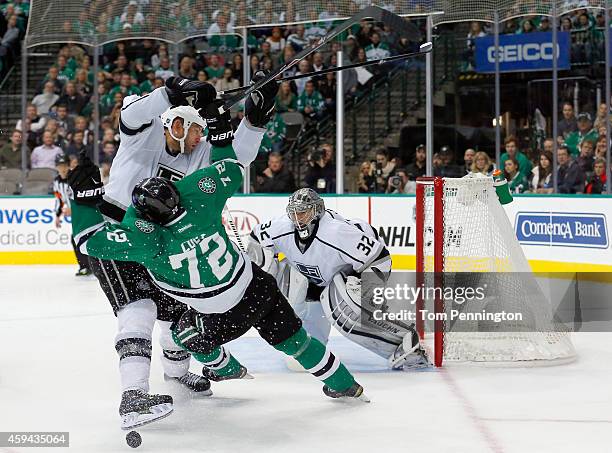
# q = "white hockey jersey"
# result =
<box><xmin>101</xmin><ymin>86</ymin><xmax>264</xmax><ymax>221</ymax></box>
<box><xmin>250</xmin><ymin>210</ymin><xmax>387</xmax><ymax>287</ymax></box>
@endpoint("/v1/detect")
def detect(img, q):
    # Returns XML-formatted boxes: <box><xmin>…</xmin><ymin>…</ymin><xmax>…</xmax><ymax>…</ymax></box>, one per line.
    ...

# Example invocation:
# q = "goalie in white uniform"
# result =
<box><xmin>248</xmin><ymin>188</ymin><xmax>429</xmax><ymax>370</ymax></box>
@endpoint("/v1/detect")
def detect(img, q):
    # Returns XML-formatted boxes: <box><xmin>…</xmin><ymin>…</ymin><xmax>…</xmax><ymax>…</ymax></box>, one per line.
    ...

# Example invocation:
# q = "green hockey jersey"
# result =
<box><xmin>72</xmin><ymin>145</ymin><xmax>252</xmax><ymax>314</ymax></box>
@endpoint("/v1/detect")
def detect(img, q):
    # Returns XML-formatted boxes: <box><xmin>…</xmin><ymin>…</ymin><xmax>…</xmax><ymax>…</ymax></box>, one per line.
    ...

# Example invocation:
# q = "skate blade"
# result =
<box><xmin>334</xmin><ymin>393</ymin><xmax>371</xmax><ymax>403</ymax></box>
<box><xmin>120</xmin><ymin>403</ymin><xmax>173</xmax><ymax>430</ymax></box>
<box><xmin>243</xmin><ymin>372</ymin><xmax>254</xmax><ymax>379</ymax></box>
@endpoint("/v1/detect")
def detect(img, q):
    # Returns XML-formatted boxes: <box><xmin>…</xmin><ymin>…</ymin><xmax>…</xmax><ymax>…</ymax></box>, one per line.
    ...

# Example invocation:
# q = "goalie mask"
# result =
<box><xmin>160</xmin><ymin>105</ymin><xmax>206</xmax><ymax>154</ymax></box>
<box><xmin>286</xmin><ymin>188</ymin><xmax>325</xmax><ymax>240</ymax></box>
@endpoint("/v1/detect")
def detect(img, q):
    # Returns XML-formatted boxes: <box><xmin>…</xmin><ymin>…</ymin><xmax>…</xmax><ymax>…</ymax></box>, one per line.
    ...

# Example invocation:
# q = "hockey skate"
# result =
<box><xmin>389</xmin><ymin>328</ymin><xmax>431</xmax><ymax>370</ymax></box>
<box><xmin>119</xmin><ymin>389</ymin><xmax>174</xmax><ymax>430</ymax></box>
<box><xmin>164</xmin><ymin>371</ymin><xmax>212</xmax><ymax>395</ymax></box>
<box><xmin>323</xmin><ymin>382</ymin><xmax>370</xmax><ymax>402</ymax></box>
<box><xmin>201</xmin><ymin>364</ymin><xmax>253</xmax><ymax>382</ymax></box>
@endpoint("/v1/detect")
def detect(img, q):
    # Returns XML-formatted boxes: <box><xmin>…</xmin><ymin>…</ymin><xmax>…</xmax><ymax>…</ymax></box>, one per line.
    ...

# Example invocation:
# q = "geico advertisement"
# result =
<box><xmin>0</xmin><ymin>197</ymin><xmax>73</xmax><ymax>250</ymax></box>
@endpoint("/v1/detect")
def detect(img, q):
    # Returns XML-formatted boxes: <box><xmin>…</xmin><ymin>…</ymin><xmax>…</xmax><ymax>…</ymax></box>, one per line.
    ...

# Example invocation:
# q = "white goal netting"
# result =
<box><xmin>419</xmin><ymin>177</ymin><xmax>576</xmax><ymax>365</ymax></box>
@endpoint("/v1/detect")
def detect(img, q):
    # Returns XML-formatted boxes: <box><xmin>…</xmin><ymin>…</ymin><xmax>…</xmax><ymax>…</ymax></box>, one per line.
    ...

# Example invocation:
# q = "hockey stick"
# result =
<box><xmin>218</xmin><ymin>5</ymin><xmax>421</xmax><ymax>114</ymax></box>
<box><xmin>219</xmin><ymin>42</ymin><xmax>432</xmax><ymax>97</ymax></box>
<box><xmin>223</xmin><ymin>204</ymin><xmax>246</xmax><ymax>253</ymax></box>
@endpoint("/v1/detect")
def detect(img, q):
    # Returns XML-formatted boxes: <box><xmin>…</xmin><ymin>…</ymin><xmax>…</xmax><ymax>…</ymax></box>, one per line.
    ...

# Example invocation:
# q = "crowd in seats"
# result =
<box><xmin>0</xmin><ymin>1</ymin><xmax>28</xmax><ymax>78</ymax></box>
<box><xmin>358</xmin><ymin>106</ymin><xmax>609</xmax><ymax>195</ymax></box>
<box><xmin>0</xmin><ymin>0</ymin><xmax>410</xmax><ymax>194</ymax></box>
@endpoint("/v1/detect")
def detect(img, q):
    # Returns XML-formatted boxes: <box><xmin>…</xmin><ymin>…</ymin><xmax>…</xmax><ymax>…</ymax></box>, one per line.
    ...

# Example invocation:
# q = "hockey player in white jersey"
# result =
<box><xmin>248</xmin><ymin>188</ymin><xmax>429</xmax><ymax>370</ymax></box>
<box><xmin>82</xmin><ymin>72</ymin><xmax>277</xmax><ymax>429</ymax></box>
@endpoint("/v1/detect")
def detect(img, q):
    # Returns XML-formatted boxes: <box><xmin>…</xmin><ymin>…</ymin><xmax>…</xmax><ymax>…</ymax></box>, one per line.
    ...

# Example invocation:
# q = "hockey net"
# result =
<box><xmin>415</xmin><ymin>176</ymin><xmax>576</xmax><ymax>367</ymax></box>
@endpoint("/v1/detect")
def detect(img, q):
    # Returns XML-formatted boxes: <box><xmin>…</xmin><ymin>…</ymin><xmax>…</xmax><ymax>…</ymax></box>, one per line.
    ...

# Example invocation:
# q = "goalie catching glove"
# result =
<box><xmin>203</xmin><ymin>100</ymin><xmax>234</xmax><ymax>147</ymax></box>
<box><xmin>67</xmin><ymin>152</ymin><xmax>104</xmax><ymax>206</ymax></box>
<box><xmin>165</xmin><ymin>76</ymin><xmax>217</xmax><ymax>111</ymax></box>
<box><xmin>245</xmin><ymin>70</ymin><xmax>277</xmax><ymax>128</ymax></box>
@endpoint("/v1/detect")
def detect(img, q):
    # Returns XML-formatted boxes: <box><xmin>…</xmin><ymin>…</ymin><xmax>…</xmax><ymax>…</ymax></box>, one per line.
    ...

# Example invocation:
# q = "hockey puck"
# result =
<box><xmin>126</xmin><ymin>431</ymin><xmax>142</xmax><ymax>448</ymax></box>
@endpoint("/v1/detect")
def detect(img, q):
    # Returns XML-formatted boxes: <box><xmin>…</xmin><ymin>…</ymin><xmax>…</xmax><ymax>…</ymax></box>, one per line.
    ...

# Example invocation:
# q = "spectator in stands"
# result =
<box><xmin>434</xmin><ymin>146</ymin><xmax>464</xmax><ymax>178</ymax></box>
<box><xmin>256</xmin><ymin>152</ymin><xmax>296</xmax><ymax>193</ymax></box>
<box><xmin>0</xmin><ymin>15</ymin><xmax>20</xmax><ymax>59</ymax></box>
<box><xmin>374</xmin><ymin>147</ymin><xmax>395</xmax><ymax>191</ymax></box>
<box><xmin>178</xmin><ymin>56</ymin><xmax>196</xmax><ymax>80</ymax></box>
<box><xmin>386</xmin><ymin>169</ymin><xmax>410</xmax><ymax>194</ymax></box>
<box><xmin>406</xmin><ymin>144</ymin><xmax>427</xmax><ymax>180</ymax></box>
<box><xmin>204</xmin><ymin>54</ymin><xmax>224</xmax><ymax>82</ymax></box>
<box><xmin>558</xmin><ymin>102</ymin><xmax>578</xmax><ymax>143</ymax></box>
<box><xmin>305</xmin><ymin>144</ymin><xmax>335</xmax><ymax>193</ymax></box>
<box><xmin>39</xmin><ymin>66</ymin><xmax>63</xmax><ymax>94</ymax></box>
<box><xmin>503</xmin><ymin>157</ymin><xmax>528</xmax><ymax>193</ymax></box>
<box><xmin>576</xmin><ymin>139</ymin><xmax>595</xmax><ymax>175</ymax></box>
<box><xmin>365</xmin><ymin>32</ymin><xmax>391</xmax><ymax>61</ymax></box>
<box><xmin>120</xmin><ymin>1</ymin><xmax>144</xmax><ymax>27</ymax></box>
<box><xmin>585</xmin><ymin>158</ymin><xmax>607</xmax><ymax>194</ymax></box>
<box><xmin>16</xmin><ymin>104</ymin><xmax>46</xmax><ymax>144</ymax></box>
<box><xmin>543</xmin><ymin>137</ymin><xmax>554</xmax><ymax>154</ymax></box>
<box><xmin>557</xmin><ymin>145</ymin><xmax>586</xmax><ymax>193</ymax></box>
<box><xmin>57</xmin><ymin>82</ymin><xmax>86</xmax><ymax>115</ymax></box>
<box><xmin>257</xmin><ymin>112</ymin><xmax>286</xmax><ymax>155</ymax></box>
<box><xmin>207</xmin><ymin>12</ymin><xmax>233</xmax><ymax>38</ymax></box>
<box><xmin>500</xmin><ymin>135</ymin><xmax>532</xmax><ymax>181</ymax></box>
<box><xmin>357</xmin><ymin>161</ymin><xmax>376</xmax><ymax>193</ymax></box>
<box><xmin>74</xmin><ymin>68</ymin><xmax>92</xmax><ymax>98</ymax></box>
<box><xmin>100</xmin><ymin>141</ymin><xmax>117</xmax><ymax>164</ymax></box>
<box><xmin>595</xmin><ymin>135</ymin><xmax>608</xmax><ymax>160</ymax></box>
<box><xmin>266</xmin><ymin>26</ymin><xmax>286</xmax><ymax>54</ymax></box>
<box><xmin>318</xmin><ymin>72</ymin><xmax>337</xmax><ymax>111</ymax></box>
<box><xmin>517</xmin><ymin>19</ymin><xmax>535</xmax><ymax>34</ymax></box>
<box><xmin>593</xmin><ymin>102</ymin><xmax>611</xmax><ymax>131</ymax></box>
<box><xmin>55</xmin><ymin>55</ymin><xmax>75</xmax><ymax>84</ymax></box>
<box><xmin>53</xmin><ymin>104</ymin><xmax>72</xmax><ymax>137</ymax></box>
<box><xmin>65</xmin><ymin>130</ymin><xmax>92</xmax><ymax>159</ymax></box>
<box><xmin>297</xmin><ymin>80</ymin><xmax>325</xmax><ymax>121</ymax></box>
<box><xmin>529</xmin><ymin>151</ymin><xmax>554</xmax><ymax>194</ymax></box>
<box><xmin>470</xmin><ymin>151</ymin><xmax>493</xmax><ymax>176</ymax></box>
<box><xmin>44</xmin><ymin>119</ymin><xmax>65</xmax><ymax>148</ymax></box>
<box><xmin>463</xmin><ymin>148</ymin><xmax>476</xmax><ymax>174</ymax></box>
<box><xmin>275</xmin><ymin>81</ymin><xmax>298</xmax><ymax>113</ymax></box>
<box><xmin>294</xmin><ymin>59</ymin><xmax>312</xmax><ymax>95</ymax></box>
<box><xmin>287</xmin><ymin>24</ymin><xmax>308</xmax><ymax>52</ymax></box>
<box><xmin>215</xmin><ymin>67</ymin><xmax>240</xmax><ymax>92</ymax></box>
<box><xmin>230</xmin><ymin>54</ymin><xmax>244</xmax><ymax>83</ymax></box>
<box><xmin>31</xmin><ymin>131</ymin><xmax>63</xmax><ymax>169</ymax></box>
<box><xmin>565</xmin><ymin>113</ymin><xmax>598</xmax><ymax>157</ymax></box>
<box><xmin>32</xmin><ymin>81</ymin><xmax>60</xmax><ymax>116</ymax></box>
<box><xmin>539</xmin><ymin>17</ymin><xmax>551</xmax><ymax>32</ymax></box>
<box><xmin>109</xmin><ymin>73</ymin><xmax>141</xmax><ymax>98</ymax></box>
<box><xmin>154</xmin><ymin>56</ymin><xmax>174</xmax><ymax>81</ymax></box>
<box><xmin>0</xmin><ymin>130</ymin><xmax>23</xmax><ymax>169</ymax></box>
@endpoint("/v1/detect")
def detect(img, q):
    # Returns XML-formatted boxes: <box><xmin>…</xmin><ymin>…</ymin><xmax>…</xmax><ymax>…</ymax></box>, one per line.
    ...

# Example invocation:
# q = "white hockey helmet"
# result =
<box><xmin>160</xmin><ymin>105</ymin><xmax>206</xmax><ymax>153</ymax></box>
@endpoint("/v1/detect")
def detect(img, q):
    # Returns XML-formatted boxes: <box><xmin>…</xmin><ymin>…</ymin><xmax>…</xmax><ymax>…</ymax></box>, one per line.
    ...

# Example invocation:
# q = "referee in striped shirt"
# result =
<box><xmin>54</xmin><ymin>154</ymin><xmax>92</xmax><ymax>276</ymax></box>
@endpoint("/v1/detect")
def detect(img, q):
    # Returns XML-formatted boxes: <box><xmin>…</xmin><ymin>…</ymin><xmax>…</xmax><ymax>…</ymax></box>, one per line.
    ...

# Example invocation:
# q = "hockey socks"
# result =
<box><xmin>172</xmin><ymin>327</ymin><xmax>243</xmax><ymax>378</ymax></box>
<box><xmin>274</xmin><ymin>328</ymin><xmax>355</xmax><ymax>392</ymax></box>
<box><xmin>190</xmin><ymin>346</ymin><xmax>243</xmax><ymax>378</ymax></box>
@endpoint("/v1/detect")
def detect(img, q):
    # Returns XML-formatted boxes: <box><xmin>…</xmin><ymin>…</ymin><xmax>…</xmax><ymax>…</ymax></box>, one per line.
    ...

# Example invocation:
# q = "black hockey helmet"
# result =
<box><xmin>132</xmin><ymin>177</ymin><xmax>184</xmax><ymax>225</ymax></box>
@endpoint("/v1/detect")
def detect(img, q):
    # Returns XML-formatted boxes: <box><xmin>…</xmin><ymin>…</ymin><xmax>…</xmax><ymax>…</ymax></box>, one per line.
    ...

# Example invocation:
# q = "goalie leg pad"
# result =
<box><xmin>321</xmin><ymin>274</ymin><xmax>404</xmax><ymax>360</ymax></box>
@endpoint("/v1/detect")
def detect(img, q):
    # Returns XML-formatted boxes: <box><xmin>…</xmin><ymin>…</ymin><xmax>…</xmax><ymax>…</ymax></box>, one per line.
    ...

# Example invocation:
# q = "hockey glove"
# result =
<box><xmin>203</xmin><ymin>100</ymin><xmax>234</xmax><ymax>147</ymax></box>
<box><xmin>67</xmin><ymin>152</ymin><xmax>104</xmax><ymax>206</ymax></box>
<box><xmin>245</xmin><ymin>70</ymin><xmax>277</xmax><ymax>128</ymax></box>
<box><xmin>171</xmin><ymin>309</ymin><xmax>209</xmax><ymax>353</ymax></box>
<box><xmin>165</xmin><ymin>76</ymin><xmax>217</xmax><ymax>110</ymax></box>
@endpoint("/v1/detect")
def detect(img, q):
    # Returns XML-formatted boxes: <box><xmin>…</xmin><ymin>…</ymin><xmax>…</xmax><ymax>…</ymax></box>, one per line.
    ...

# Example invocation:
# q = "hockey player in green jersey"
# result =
<box><xmin>68</xmin><ymin>101</ymin><xmax>368</xmax><ymax>405</ymax></box>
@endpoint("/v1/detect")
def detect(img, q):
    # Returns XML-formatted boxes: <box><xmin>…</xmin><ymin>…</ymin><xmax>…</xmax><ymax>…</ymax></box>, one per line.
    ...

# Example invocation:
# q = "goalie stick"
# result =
<box><xmin>219</xmin><ymin>42</ymin><xmax>433</xmax><ymax>97</ymax></box>
<box><xmin>218</xmin><ymin>5</ymin><xmax>421</xmax><ymax>114</ymax></box>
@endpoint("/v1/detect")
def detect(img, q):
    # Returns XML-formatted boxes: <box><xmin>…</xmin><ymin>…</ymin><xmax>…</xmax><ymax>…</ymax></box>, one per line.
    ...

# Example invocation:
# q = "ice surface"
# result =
<box><xmin>0</xmin><ymin>266</ymin><xmax>610</xmax><ymax>453</ymax></box>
